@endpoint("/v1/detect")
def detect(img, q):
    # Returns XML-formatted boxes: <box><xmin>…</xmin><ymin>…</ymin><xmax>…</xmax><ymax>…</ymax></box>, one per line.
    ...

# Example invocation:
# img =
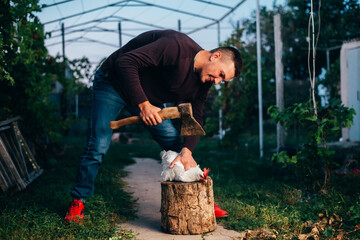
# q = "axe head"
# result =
<box><xmin>178</xmin><ymin>103</ymin><xmax>206</xmax><ymax>136</ymax></box>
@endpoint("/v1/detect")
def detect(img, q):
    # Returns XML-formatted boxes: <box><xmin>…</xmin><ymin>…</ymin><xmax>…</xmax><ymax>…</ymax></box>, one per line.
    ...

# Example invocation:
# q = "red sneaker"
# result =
<box><xmin>65</xmin><ymin>199</ymin><xmax>84</xmax><ymax>223</ymax></box>
<box><xmin>214</xmin><ymin>203</ymin><xmax>229</xmax><ymax>218</ymax></box>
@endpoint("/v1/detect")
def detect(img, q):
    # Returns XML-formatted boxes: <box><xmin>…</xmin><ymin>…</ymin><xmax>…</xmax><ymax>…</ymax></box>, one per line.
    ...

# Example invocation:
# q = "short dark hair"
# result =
<box><xmin>210</xmin><ymin>46</ymin><xmax>243</xmax><ymax>78</ymax></box>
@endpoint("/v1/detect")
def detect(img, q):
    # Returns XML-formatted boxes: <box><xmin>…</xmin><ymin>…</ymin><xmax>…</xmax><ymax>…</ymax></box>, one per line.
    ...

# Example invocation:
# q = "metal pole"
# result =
<box><xmin>217</xmin><ymin>21</ymin><xmax>224</xmax><ymax>141</ymax></box>
<box><xmin>178</xmin><ymin>19</ymin><xmax>181</xmax><ymax>32</ymax></box>
<box><xmin>118</xmin><ymin>22</ymin><xmax>122</xmax><ymax>48</ymax></box>
<box><xmin>218</xmin><ymin>90</ymin><xmax>223</xmax><ymax>141</ymax></box>
<box><xmin>326</xmin><ymin>49</ymin><xmax>330</xmax><ymax>71</ymax></box>
<box><xmin>217</xmin><ymin>21</ymin><xmax>220</xmax><ymax>46</ymax></box>
<box><xmin>256</xmin><ymin>0</ymin><xmax>264</xmax><ymax>157</ymax></box>
<box><xmin>274</xmin><ymin>14</ymin><xmax>284</xmax><ymax>152</ymax></box>
<box><xmin>61</xmin><ymin>23</ymin><xmax>70</xmax><ymax>119</ymax></box>
<box><xmin>75</xmin><ymin>94</ymin><xmax>78</xmax><ymax>119</ymax></box>
<box><xmin>61</xmin><ymin>23</ymin><xmax>65</xmax><ymax>62</ymax></box>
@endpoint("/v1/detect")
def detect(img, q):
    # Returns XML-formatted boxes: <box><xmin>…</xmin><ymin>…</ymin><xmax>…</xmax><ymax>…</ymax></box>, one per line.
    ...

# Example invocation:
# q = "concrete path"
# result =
<box><xmin>119</xmin><ymin>157</ymin><xmax>242</xmax><ymax>240</ymax></box>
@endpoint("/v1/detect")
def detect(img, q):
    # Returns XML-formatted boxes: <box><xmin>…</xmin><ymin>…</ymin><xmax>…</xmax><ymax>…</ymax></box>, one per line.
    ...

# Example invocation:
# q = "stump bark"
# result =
<box><xmin>160</xmin><ymin>177</ymin><xmax>216</xmax><ymax>235</ymax></box>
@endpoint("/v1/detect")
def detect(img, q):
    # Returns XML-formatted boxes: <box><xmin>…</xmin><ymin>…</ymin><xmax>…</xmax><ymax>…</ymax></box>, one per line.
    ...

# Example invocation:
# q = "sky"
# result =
<box><xmin>36</xmin><ymin>0</ymin><xmax>285</xmax><ymax>74</ymax></box>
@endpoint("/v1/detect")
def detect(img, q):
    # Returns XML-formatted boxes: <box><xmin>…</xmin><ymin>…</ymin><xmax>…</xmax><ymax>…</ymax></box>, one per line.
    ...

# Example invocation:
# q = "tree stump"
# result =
<box><xmin>160</xmin><ymin>177</ymin><xmax>216</xmax><ymax>235</ymax></box>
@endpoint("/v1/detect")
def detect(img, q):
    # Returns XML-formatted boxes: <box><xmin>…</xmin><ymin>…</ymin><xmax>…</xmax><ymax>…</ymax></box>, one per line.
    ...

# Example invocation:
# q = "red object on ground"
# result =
<box><xmin>214</xmin><ymin>203</ymin><xmax>229</xmax><ymax>218</ymax></box>
<box><xmin>352</xmin><ymin>168</ymin><xmax>360</xmax><ymax>176</ymax></box>
<box><xmin>65</xmin><ymin>199</ymin><xmax>85</xmax><ymax>223</ymax></box>
<box><xmin>200</xmin><ymin>168</ymin><xmax>210</xmax><ymax>183</ymax></box>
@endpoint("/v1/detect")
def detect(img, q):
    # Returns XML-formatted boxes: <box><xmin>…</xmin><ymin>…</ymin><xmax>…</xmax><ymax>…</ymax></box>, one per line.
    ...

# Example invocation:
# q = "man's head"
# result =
<box><xmin>196</xmin><ymin>46</ymin><xmax>243</xmax><ymax>85</ymax></box>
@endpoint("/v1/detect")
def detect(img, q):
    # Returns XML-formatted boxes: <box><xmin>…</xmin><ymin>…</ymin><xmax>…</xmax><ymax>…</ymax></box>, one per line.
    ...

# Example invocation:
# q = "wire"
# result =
<box><xmin>54</xmin><ymin>0</ymin><xmax>64</xmax><ymax>18</ymax></box>
<box><xmin>130</xmin><ymin>0</ymin><xmax>156</xmax><ymax>24</ymax></box>
<box><xmin>43</xmin><ymin>0</ymin><xmax>129</xmax><ymax>25</ymax></box>
<box><xmin>42</xmin><ymin>0</ymin><xmax>75</xmax><ymax>8</ymax></box>
<box><xmin>186</xmin><ymin>0</ymin><xmax>248</xmax><ymax>35</ymax></box>
<box><xmin>182</xmin><ymin>0</ymin><xmax>210</xmax><ymax>25</ymax></box>
<box><xmin>67</xmin><ymin>1</ymin><xmax>129</xmax><ymax>48</ymax></box>
<box><xmin>151</xmin><ymin>0</ymin><xmax>184</xmax><ymax>26</ymax></box>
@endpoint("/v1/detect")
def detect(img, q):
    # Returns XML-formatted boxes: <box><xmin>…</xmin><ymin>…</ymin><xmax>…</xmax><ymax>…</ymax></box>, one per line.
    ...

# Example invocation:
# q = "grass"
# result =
<box><xmin>1</xmin><ymin>129</ymin><xmax>359</xmax><ymax>239</ymax></box>
<box><xmin>0</xmin><ymin>135</ymin><xmax>141</xmax><ymax>240</ymax></box>
<box><xmin>192</xmin><ymin>136</ymin><xmax>360</xmax><ymax>239</ymax></box>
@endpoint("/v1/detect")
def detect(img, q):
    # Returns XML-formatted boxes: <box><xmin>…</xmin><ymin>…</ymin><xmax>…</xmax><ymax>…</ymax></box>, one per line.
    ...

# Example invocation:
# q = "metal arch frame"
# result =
<box><xmin>47</xmin><ymin>15</ymin><xmax>166</xmax><ymax>36</ymax></box>
<box><xmin>185</xmin><ymin>0</ymin><xmax>247</xmax><ymax>35</ymax></box>
<box><xmin>43</xmin><ymin>0</ymin><xmax>247</xmax><ymax>46</ymax></box>
<box><xmin>43</xmin><ymin>0</ymin><xmax>217</xmax><ymax>26</ymax></box>
<box><xmin>41</xmin><ymin>0</ymin><xmax>75</xmax><ymax>8</ymax></box>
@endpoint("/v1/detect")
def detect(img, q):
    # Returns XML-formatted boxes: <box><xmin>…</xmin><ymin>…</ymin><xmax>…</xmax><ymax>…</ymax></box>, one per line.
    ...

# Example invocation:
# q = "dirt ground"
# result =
<box><xmin>118</xmin><ymin>157</ymin><xmax>243</xmax><ymax>240</ymax></box>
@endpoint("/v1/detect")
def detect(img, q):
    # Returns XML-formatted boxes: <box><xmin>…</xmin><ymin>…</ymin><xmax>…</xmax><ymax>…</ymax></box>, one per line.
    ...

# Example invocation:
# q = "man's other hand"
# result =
<box><xmin>138</xmin><ymin>101</ymin><xmax>162</xmax><ymax>126</ymax></box>
<box><xmin>170</xmin><ymin>147</ymin><xmax>197</xmax><ymax>171</ymax></box>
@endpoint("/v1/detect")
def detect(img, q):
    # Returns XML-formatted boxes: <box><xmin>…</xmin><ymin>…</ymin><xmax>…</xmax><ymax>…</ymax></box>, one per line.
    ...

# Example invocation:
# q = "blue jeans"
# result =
<box><xmin>69</xmin><ymin>69</ymin><xmax>182</xmax><ymax>199</ymax></box>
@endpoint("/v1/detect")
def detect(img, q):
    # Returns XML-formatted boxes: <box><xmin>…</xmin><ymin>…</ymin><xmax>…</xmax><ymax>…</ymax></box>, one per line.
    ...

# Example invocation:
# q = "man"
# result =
<box><xmin>65</xmin><ymin>30</ymin><xmax>243</xmax><ymax>223</ymax></box>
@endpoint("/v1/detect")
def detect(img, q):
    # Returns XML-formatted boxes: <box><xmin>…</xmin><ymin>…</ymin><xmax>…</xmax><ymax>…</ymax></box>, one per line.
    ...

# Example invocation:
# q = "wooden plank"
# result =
<box><xmin>10</xmin><ymin>126</ymin><xmax>26</xmax><ymax>166</ymax></box>
<box><xmin>12</xmin><ymin>122</ymin><xmax>41</xmax><ymax>172</ymax></box>
<box><xmin>0</xmin><ymin>139</ymin><xmax>17</xmax><ymax>187</ymax></box>
<box><xmin>0</xmin><ymin>155</ymin><xmax>11</xmax><ymax>183</ymax></box>
<box><xmin>0</xmin><ymin>132</ymin><xmax>27</xmax><ymax>179</ymax></box>
<box><xmin>8</xmin><ymin>128</ymin><xmax>29</xmax><ymax>179</ymax></box>
<box><xmin>24</xmin><ymin>169</ymin><xmax>44</xmax><ymax>186</ymax></box>
<box><xmin>0</xmin><ymin>160</ymin><xmax>10</xmax><ymax>191</ymax></box>
<box><xmin>0</xmin><ymin>126</ymin><xmax>11</xmax><ymax>132</ymax></box>
<box><xmin>0</xmin><ymin>116</ymin><xmax>21</xmax><ymax>128</ymax></box>
<box><xmin>0</xmin><ymin>137</ymin><xmax>25</xmax><ymax>190</ymax></box>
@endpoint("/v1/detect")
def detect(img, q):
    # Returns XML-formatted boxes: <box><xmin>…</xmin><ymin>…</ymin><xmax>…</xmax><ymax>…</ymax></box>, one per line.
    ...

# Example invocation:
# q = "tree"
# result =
<box><xmin>0</xmin><ymin>0</ymin><xmax>68</xmax><ymax>148</ymax></box>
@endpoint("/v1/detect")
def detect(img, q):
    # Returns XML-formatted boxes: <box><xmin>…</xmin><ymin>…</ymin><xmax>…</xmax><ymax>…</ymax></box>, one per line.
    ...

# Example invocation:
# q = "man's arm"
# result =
<box><xmin>113</xmin><ymin>37</ymin><xmax>180</xmax><ymax>125</ymax></box>
<box><xmin>169</xmin><ymin>147</ymin><xmax>197</xmax><ymax>171</ymax></box>
<box><xmin>170</xmin><ymin>83</ymin><xmax>212</xmax><ymax>171</ymax></box>
<box><xmin>114</xmin><ymin>37</ymin><xmax>179</xmax><ymax>107</ymax></box>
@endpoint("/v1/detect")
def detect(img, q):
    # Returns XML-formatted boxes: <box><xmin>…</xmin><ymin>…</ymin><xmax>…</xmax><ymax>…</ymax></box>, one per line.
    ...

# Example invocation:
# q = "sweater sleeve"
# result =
<box><xmin>113</xmin><ymin>37</ymin><xmax>180</xmax><ymax>106</ymax></box>
<box><xmin>182</xmin><ymin>83</ymin><xmax>211</xmax><ymax>151</ymax></box>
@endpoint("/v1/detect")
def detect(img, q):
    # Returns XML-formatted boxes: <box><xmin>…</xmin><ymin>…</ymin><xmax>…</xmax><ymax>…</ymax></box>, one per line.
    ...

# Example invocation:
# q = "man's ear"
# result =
<box><xmin>210</xmin><ymin>51</ymin><xmax>222</xmax><ymax>62</ymax></box>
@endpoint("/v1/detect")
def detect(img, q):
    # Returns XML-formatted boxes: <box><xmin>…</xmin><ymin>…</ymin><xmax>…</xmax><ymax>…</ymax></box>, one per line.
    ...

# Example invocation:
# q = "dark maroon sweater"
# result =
<box><xmin>101</xmin><ymin>30</ymin><xmax>212</xmax><ymax>151</ymax></box>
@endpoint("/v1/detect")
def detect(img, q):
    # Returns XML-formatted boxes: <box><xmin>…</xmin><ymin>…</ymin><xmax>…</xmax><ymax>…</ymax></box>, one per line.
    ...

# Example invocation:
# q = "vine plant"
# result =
<box><xmin>268</xmin><ymin>0</ymin><xmax>356</xmax><ymax>190</ymax></box>
<box><xmin>268</xmin><ymin>100</ymin><xmax>355</xmax><ymax>189</ymax></box>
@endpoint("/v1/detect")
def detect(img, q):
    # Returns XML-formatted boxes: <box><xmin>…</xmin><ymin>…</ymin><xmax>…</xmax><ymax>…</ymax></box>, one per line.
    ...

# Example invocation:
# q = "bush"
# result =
<box><xmin>268</xmin><ymin>99</ymin><xmax>355</xmax><ymax>190</ymax></box>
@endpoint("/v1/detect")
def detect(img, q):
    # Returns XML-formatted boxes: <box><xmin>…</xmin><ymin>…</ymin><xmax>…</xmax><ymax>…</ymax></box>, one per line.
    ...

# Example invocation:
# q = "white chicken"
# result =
<box><xmin>160</xmin><ymin>150</ymin><xmax>207</xmax><ymax>182</ymax></box>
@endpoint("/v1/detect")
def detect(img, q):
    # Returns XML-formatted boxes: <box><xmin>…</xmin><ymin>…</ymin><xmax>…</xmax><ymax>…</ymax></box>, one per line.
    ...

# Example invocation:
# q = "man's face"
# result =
<box><xmin>199</xmin><ymin>52</ymin><xmax>235</xmax><ymax>85</ymax></box>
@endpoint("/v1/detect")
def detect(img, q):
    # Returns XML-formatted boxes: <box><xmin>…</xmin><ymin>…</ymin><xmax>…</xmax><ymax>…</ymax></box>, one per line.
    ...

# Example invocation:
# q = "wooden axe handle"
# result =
<box><xmin>109</xmin><ymin>106</ymin><xmax>181</xmax><ymax>130</ymax></box>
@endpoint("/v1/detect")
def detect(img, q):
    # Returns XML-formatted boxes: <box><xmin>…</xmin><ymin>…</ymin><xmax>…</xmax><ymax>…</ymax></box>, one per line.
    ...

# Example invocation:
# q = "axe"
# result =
<box><xmin>109</xmin><ymin>103</ymin><xmax>205</xmax><ymax>136</ymax></box>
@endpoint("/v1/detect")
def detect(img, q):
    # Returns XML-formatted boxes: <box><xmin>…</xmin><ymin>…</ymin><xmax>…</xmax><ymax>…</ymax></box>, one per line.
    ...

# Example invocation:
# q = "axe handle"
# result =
<box><xmin>109</xmin><ymin>107</ymin><xmax>181</xmax><ymax>130</ymax></box>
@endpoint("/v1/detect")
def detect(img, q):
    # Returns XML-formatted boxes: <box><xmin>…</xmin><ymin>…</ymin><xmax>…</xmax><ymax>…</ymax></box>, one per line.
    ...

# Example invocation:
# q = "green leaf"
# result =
<box><xmin>305</xmin><ymin>115</ymin><xmax>317</xmax><ymax>121</ymax></box>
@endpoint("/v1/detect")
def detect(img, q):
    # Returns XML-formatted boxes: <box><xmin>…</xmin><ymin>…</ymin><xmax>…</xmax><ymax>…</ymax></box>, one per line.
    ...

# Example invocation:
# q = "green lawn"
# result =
<box><xmin>1</xmin><ymin>131</ymin><xmax>359</xmax><ymax>239</ymax></box>
<box><xmin>0</xmin><ymin>135</ymin><xmax>147</xmax><ymax>240</ymax></box>
<box><xmin>193</xmin><ymin>137</ymin><xmax>360</xmax><ymax>239</ymax></box>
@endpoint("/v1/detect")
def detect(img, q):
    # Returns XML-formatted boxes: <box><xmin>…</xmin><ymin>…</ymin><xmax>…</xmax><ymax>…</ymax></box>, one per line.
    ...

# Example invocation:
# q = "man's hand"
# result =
<box><xmin>138</xmin><ymin>101</ymin><xmax>162</xmax><ymax>126</ymax></box>
<box><xmin>170</xmin><ymin>147</ymin><xmax>197</xmax><ymax>171</ymax></box>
